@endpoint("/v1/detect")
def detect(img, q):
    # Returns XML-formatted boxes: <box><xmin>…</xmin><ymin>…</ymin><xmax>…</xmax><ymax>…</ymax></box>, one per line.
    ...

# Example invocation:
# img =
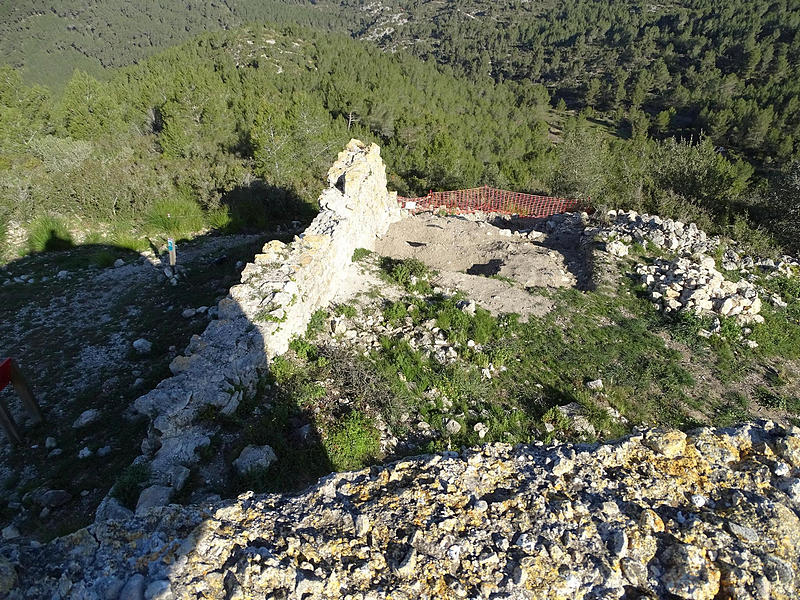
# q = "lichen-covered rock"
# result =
<box><xmin>7</xmin><ymin>422</ymin><xmax>800</xmax><ymax>599</ymax></box>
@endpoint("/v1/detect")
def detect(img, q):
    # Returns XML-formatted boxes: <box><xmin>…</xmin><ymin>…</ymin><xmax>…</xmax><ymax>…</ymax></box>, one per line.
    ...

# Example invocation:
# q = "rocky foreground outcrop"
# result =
<box><xmin>4</xmin><ymin>422</ymin><xmax>800</xmax><ymax>599</ymax></box>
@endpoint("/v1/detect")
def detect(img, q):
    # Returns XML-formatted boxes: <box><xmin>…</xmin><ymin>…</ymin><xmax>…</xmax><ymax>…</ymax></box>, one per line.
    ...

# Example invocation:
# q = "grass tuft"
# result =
<box><xmin>27</xmin><ymin>215</ymin><xmax>74</xmax><ymax>253</ymax></box>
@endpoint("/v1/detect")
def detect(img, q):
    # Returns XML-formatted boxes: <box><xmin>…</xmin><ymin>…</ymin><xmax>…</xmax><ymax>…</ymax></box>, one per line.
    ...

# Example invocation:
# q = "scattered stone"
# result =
<box><xmin>473</xmin><ymin>422</ymin><xmax>489</xmax><ymax>439</ymax></box>
<box><xmin>232</xmin><ymin>445</ymin><xmax>278</xmax><ymax>476</ymax></box>
<box><xmin>606</xmin><ymin>240</ymin><xmax>629</xmax><ymax>257</ymax></box>
<box><xmin>2</xmin><ymin>525</ymin><xmax>19</xmax><ymax>540</ymax></box>
<box><xmin>97</xmin><ymin>445</ymin><xmax>112</xmax><ymax>457</ymax></box>
<box><xmin>0</xmin><ymin>557</ymin><xmax>17</xmax><ymax>595</ymax></box>
<box><xmin>181</xmin><ymin>308</ymin><xmax>196</xmax><ymax>319</ymax></box>
<box><xmin>132</xmin><ymin>338</ymin><xmax>152</xmax><ymax>354</ymax></box>
<box><xmin>39</xmin><ymin>489</ymin><xmax>71</xmax><ymax>508</ymax></box>
<box><xmin>78</xmin><ymin>447</ymin><xmax>93</xmax><ymax>459</ymax></box>
<box><xmin>72</xmin><ymin>408</ymin><xmax>101</xmax><ymax>429</ymax></box>
<box><xmin>44</xmin><ymin>437</ymin><xmax>57</xmax><ymax>450</ymax></box>
<box><xmin>113</xmin><ymin>258</ymin><xmax>125</xmax><ymax>268</ymax></box>
<box><xmin>444</xmin><ymin>419</ymin><xmax>461</xmax><ymax>435</ymax></box>
<box><xmin>586</xmin><ymin>378</ymin><xmax>603</xmax><ymax>391</ymax></box>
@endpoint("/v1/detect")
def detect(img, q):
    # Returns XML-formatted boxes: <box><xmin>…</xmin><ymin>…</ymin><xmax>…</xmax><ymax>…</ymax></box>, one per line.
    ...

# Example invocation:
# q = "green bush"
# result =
<box><xmin>379</xmin><ymin>256</ymin><xmax>433</xmax><ymax>293</ymax></box>
<box><xmin>306</xmin><ymin>309</ymin><xmax>328</xmax><ymax>339</ymax></box>
<box><xmin>289</xmin><ymin>337</ymin><xmax>318</xmax><ymax>361</ymax></box>
<box><xmin>206</xmin><ymin>206</ymin><xmax>232</xmax><ymax>231</ymax></box>
<box><xmin>111</xmin><ymin>230</ymin><xmax>150</xmax><ymax>253</ymax></box>
<box><xmin>110</xmin><ymin>463</ymin><xmax>151</xmax><ymax>509</ymax></box>
<box><xmin>92</xmin><ymin>249</ymin><xmax>116</xmax><ymax>268</ymax></box>
<box><xmin>335</xmin><ymin>304</ymin><xmax>357</xmax><ymax>319</ymax></box>
<box><xmin>26</xmin><ymin>215</ymin><xmax>74</xmax><ymax>253</ymax></box>
<box><xmin>352</xmin><ymin>247</ymin><xmax>372</xmax><ymax>262</ymax></box>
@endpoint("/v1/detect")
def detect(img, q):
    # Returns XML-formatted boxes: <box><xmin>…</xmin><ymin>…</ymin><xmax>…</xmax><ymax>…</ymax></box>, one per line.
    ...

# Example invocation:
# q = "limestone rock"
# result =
<box><xmin>135</xmin><ymin>485</ymin><xmax>172</xmax><ymax>516</ymax></box>
<box><xmin>72</xmin><ymin>408</ymin><xmax>101</xmax><ymax>429</ymax></box>
<box><xmin>94</xmin><ymin>495</ymin><xmax>134</xmax><ymax>523</ymax></box>
<box><xmin>132</xmin><ymin>338</ymin><xmax>152</xmax><ymax>354</ymax></box>
<box><xmin>232</xmin><ymin>445</ymin><xmax>277</xmax><ymax>476</ymax></box>
<box><xmin>7</xmin><ymin>423</ymin><xmax>800</xmax><ymax>599</ymax></box>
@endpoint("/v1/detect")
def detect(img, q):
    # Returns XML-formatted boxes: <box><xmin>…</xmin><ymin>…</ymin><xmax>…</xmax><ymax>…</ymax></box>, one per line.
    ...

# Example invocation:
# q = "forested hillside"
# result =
<box><xmin>1</xmin><ymin>2</ymin><xmax>800</xmax><ymax>258</ymax></box>
<box><xmin>0</xmin><ymin>0</ymin><xmax>345</xmax><ymax>89</ymax></box>
<box><xmin>340</xmin><ymin>0</ymin><xmax>800</xmax><ymax>163</ymax></box>
<box><xmin>4</xmin><ymin>0</ymin><xmax>799</xmax><ymax>164</ymax></box>
<box><xmin>0</xmin><ymin>25</ymin><xmax>555</xmax><ymax>254</ymax></box>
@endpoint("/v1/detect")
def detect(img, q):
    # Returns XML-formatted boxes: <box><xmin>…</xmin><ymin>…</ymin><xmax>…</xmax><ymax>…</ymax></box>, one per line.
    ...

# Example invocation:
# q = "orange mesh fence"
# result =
<box><xmin>397</xmin><ymin>186</ymin><xmax>587</xmax><ymax>218</ymax></box>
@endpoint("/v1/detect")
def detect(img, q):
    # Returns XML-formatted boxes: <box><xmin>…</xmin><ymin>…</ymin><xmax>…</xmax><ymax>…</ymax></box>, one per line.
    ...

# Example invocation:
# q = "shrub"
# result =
<box><xmin>110</xmin><ymin>463</ymin><xmax>151</xmax><ymax>509</ymax></box>
<box><xmin>92</xmin><ymin>249</ymin><xmax>116</xmax><ymax>268</ymax></box>
<box><xmin>111</xmin><ymin>230</ymin><xmax>150</xmax><ymax>253</ymax></box>
<box><xmin>289</xmin><ymin>337</ymin><xmax>318</xmax><ymax>361</ymax></box>
<box><xmin>352</xmin><ymin>247</ymin><xmax>372</xmax><ymax>262</ymax></box>
<box><xmin>27</xmin><ymin>215</ymin><xmax>74</xmax><ymax>253</ymax></box>
<box><xmin>306</xmin><ymin>309</ymin><xmax>328</xmax><ymax>339</ymax></box>
<box><xmin>206</xmin><ymin>206</ymin><xmax>232</xmax><ymax>231</ymax></box>
<box><xmin>379</xmin><ymin>256</ymin><xmax>433</xmax><ymax>293</ymax></box>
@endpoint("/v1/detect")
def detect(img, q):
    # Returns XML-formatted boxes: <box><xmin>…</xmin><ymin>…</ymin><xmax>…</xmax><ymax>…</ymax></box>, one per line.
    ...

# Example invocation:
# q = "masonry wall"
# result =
<box><xmin>124</xmin><ymin>140</ymin><xmax>401</xmax><ymax>514</ymax></box>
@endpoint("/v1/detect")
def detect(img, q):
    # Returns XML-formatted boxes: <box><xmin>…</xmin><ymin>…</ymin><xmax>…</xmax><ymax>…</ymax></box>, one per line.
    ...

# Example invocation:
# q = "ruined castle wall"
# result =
<box><xmin>128</xmin><ymin>140</ymin><xmax>401</xmax><ymax>508</ymax></box>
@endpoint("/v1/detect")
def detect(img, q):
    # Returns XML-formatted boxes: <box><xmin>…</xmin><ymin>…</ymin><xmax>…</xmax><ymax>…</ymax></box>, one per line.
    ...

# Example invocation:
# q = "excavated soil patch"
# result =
<box><xmin>374</xmin><ymin>213</ymin><xmax>587</xmax><ymax>317</ymax></box>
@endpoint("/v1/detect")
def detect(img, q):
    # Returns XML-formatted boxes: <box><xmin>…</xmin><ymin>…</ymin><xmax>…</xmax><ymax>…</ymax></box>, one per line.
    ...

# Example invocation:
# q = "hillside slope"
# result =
<box><xmin>2</xmin><ymin>0</ymin><xmax>799</xmax><ymax>162</ymax></box>
<box><xmin>0</xmin><ymin>0</ymin><xmax>346</xmax><ymax>89</ymax></box>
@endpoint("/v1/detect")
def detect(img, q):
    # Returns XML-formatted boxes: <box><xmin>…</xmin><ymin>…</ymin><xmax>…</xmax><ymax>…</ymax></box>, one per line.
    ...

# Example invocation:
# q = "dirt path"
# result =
<box><xmin>0</xmin><ymin>233</ymin><xmax>269</xmax><ymax>538</ymax></box>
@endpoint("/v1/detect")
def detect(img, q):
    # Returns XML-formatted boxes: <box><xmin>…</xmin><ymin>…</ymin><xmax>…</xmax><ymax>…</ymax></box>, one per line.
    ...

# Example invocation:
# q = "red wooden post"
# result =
<box><xmin>0</xmin><ymin>358</ymin><xmax>43</xmax><ymax>444</ymax></box>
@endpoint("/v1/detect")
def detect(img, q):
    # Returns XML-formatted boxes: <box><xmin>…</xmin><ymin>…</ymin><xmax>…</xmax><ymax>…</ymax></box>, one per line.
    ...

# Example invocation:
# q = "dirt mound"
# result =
<box><xmin>373</xmin><ymin>213</ymin><xmax>588</xmax><ymax>317</ymax></box>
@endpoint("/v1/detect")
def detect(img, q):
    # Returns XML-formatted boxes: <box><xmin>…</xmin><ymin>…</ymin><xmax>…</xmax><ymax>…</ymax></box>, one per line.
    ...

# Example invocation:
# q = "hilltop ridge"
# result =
<box><xmin>6</xmin><ymin>422</ymin><xmax>800</xmax><ymax>598</ymax></box>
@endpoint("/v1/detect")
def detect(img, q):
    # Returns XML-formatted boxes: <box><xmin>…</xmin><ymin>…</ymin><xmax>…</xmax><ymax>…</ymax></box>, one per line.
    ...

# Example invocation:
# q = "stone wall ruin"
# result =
<box><xmin>121</xmin><ymin>140</ymin><xmax>401</xmax><ymax>516</ymax></box>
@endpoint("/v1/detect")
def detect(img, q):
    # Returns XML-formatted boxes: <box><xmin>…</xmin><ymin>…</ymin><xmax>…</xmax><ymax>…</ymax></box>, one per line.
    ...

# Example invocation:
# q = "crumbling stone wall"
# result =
<box><xmin>120</xmin><ymin>140</ymin><xmax>401</xmax><ymax>516</ymax></box>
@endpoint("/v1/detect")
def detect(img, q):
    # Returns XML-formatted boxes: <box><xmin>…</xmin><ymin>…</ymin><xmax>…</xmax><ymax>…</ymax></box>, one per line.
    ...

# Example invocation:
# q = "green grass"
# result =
<box><xmin>324</xmin><ymin>410</ymin><xmax>381</xmax><ymax>471</ymax></box>
<box><xmin>379</xmin><ymin>256</ymin><xmax>434</xmax><ymax>294</ymax></box>
<box><xmin>306</xmin><ymin>309</ymin><xmax>328</xmax><ymax>339</ymax></box>
<box><xmin>145</xmin><ymin>196</ymin><xmax>206</xmax><ymax>238</ymax></box>
<box><xmin>335</xmin><ymin>304</ymin><xmax>358</xmax><ymax>319</ymax></box>
<box><xmin>26</xmin><ymin>215</ymin><xmax>74</xmax><ymax>253</ymax></box>
<box><xmin>352</xmin><ymin>247</ymin><xmax>372</xmax><ymax>262</ymax></box>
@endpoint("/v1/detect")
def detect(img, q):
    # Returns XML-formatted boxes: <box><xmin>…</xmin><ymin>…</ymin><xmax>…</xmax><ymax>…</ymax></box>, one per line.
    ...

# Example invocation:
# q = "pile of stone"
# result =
<box><xmin>327</xmin><ymin>300</ymin><xmax>489</xmax><ymax>367</ymax></box>
<box><xmin>636</xmin><ymin>255</ymin><xmax>764</xmax><ymax>325</ymax></box>
<box><xmin>720</xmin><ymin>246</ymin><xmax>800</xmax><ymax>277</ymax></box>
<box><xmin>586</xmin><ymin>209</ymin><xmax>719</xmax><ymax>255</ymax></box>
<box><xmin>6</xmin><ymin>421</ymin><xmax>800</xmax><ymax>599</ymax></box>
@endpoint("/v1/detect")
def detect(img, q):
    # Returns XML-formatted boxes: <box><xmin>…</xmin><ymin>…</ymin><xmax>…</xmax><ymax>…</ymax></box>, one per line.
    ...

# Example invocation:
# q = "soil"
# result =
<box><xmin>373</xmin><ymin>213</ymin><xmax>590</xmax><ymax>317</ymax></box>
<box><xmin>0</xmin><ymin>232</ymin><xmax>276</xmax><ymax>539</ymax></box>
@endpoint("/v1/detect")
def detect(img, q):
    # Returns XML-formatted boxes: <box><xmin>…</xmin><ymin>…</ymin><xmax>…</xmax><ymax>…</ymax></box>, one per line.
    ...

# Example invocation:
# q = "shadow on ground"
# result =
<box><xmin>0</xmin><ymin>220</ymin><xmax>332</xmax><ymax>540</ymax></box>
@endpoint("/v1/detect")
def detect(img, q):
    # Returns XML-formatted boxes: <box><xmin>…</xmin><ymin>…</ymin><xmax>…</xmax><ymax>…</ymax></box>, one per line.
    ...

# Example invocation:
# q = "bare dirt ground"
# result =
<box><xmin>0</xmin><ymin>232</ymin><xmax>272</xmax><ymax>538</ymax></box>
<box><xmin>372</xmin><ymin>213</ymin><xmax>589</xmax><ymax>317</ymax></box>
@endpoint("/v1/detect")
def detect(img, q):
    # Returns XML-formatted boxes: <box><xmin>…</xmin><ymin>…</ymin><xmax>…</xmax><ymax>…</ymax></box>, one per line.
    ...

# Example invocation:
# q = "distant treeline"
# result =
<box><xmin>342</xmin><ymin>0</ymin><xmax>800</xmax><ymax>164</ymax></box>
<box><xmin>3</xmin><ymin>0</ymin><xmax>799</xmax><ymax>166</ymax></box>
<box><xmin>0</xmin><ymin>23</ymin><xmax>798</xmax><ymax>256</ymax></box>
